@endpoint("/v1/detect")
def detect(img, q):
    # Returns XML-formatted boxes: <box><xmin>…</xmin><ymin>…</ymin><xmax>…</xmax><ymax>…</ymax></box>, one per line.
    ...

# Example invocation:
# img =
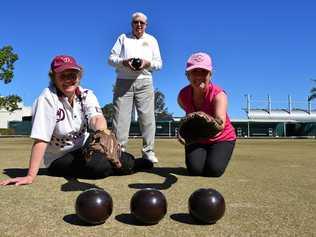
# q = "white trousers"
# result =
<box><xmin>112</xmin><ymin>78</ymin><xmax>156</xmax><ymax>153</ymax></box>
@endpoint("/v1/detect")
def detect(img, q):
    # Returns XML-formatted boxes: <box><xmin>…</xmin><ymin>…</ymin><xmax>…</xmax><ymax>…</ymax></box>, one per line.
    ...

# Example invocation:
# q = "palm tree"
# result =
<box><xmin>308</xmin><ymin>79</ymin><xmax>316</xmax><ymax>101</ymax></box>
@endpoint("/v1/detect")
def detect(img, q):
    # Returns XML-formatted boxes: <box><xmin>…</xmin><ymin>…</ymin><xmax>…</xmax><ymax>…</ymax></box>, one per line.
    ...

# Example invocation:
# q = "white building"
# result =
<box><xmin>0</xmin><ymin>103</ymin><xmax>32</xmax><ymax>129</ymax></box>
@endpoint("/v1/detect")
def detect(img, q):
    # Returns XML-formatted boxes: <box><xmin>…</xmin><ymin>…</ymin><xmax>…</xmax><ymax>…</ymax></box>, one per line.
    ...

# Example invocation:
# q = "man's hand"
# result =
<box><xmin>139</xmin><ymin>59</ymin><xmax>150</xmax><ymax>70</ymax></box>
<box><xmin>122</xmin><ymin>58</ymin><xmax>150</xmax><ymax>71</ymax></box>
<box><xmin>122</xmin><ymin>58</ymin><xmax>135</xmax><ymax>70</ymax></box>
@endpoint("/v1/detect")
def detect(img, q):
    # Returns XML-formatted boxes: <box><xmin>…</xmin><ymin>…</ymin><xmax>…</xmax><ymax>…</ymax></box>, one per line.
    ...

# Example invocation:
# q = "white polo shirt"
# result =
<box><xmin>108</xmin><ymin>32</ymin><xmax>162</xmax><ymax>80</ymax></box>
<box><xmin>30</xmin><ymin>85</ymin><xmax>103</xmax><ymax>167</ymax></box>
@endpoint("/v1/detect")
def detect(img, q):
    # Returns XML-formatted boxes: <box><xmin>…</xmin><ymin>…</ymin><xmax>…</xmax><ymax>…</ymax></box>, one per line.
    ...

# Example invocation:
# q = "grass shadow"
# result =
<box><xmin>2</xmin><ymin>168</ymin><xmax>102</xmax><ymax>192</ymax></box>
<box><xmin>2</xmin><ymin>168</ymin><xmax>48</xmax><ymax>177</ymax></box>
<box><xmin>115</xmin><ymin>213</ymin><xmax>157</xmax><ymax>226</ymax></box>
<box><xmin>128</xmin><ymin>166</ymin><xmax>189</xmax><ymax>190</ymax></box>
<box><xmin>63</xmin><ymin>214</ymin><xmax>88</xmax><ymax>226</ymax></box>
<box><xmin>63</xmin><ymin>214</ymin><xmax>104</xmax><ymax>226</ymax></box>
<box><xmin>61</xmin><ymin>178</ymin><xmax>102</xmax><ymax>192</ymax></box>
<box><xmin>170</xmin><ymin>213</ymin><xmax>213</xmax><ymax>225</ymax></box>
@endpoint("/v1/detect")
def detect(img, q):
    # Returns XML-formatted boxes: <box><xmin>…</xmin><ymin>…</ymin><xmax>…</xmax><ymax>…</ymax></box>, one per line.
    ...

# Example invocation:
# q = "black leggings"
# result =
<box><xmin>185</xmin><ymin>141</ymin><xmax>235</xmax><ymax>177</ymax></box>
<box><xmin>48</xmin><ymin>148</ymin><xmax>136</xmax><ymax>179</ymax></box>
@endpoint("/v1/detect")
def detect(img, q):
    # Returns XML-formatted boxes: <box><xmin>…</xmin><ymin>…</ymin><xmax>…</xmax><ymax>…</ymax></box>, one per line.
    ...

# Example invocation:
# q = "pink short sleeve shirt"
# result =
<box><xmin>178</xmin><ymin>83</ymin><xmax>236</xmax><ymax>143</ymax></box>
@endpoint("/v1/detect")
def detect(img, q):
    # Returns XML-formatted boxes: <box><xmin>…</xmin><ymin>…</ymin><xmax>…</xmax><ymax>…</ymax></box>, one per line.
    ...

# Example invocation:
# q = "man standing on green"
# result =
<box><xmin>108</xmin><ymin>12</ymin><xmax>162</xmax><ymax>163</ymax></box>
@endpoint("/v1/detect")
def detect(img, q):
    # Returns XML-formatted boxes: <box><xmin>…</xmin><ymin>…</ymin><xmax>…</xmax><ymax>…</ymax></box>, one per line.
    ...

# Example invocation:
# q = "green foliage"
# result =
<box><xmin>154</xmin><ymin>89</ymin><xmax>173</xmax><ymax>120</ymax></box>
<box><xmin>0</xmin><ymin>128</ymin><xmax>15</xmax><ymax>135</ymax></box>
<box><xmin>0</xmin><ymin>95</ymin><xmax>22</xmax><ymax>112</ymax></box>
<box><xmin>102</xmin><ymin>103</ymin><xmax>114</xmax><ymax>122</ymax></box>
<box><xmin>0</xmin><ymin>45</ymin><xmax>18</xmax><ymax>84</ymax></box>
<box><xmin>308</xmin><ymin>79</ymin><xmax>316</xmax><ymax>101</ymax></box>
<box><xmin>0</xmin><ymin>45</ymin><xmax>22</xmax><ymax>112</ymax></box>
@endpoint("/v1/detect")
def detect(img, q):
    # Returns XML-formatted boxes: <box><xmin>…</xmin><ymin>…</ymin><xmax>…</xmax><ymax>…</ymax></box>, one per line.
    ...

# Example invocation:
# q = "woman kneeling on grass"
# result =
<box><xmin>0</xmin><ymin>55</ymin><xmax>151</xmax><ymax>186</ymax></box>
<box><xmin>178</xmin><ymin>52</ymin><xmax>236</xmax><ymax>177</ymax></box>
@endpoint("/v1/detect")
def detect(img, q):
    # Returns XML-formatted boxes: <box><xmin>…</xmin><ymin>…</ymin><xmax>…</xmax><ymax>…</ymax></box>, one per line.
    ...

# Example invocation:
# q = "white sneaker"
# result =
<box><xmin>142</xmin><ymin>151</ymin><xmax>158</xmax><ymax>163</ymax></box>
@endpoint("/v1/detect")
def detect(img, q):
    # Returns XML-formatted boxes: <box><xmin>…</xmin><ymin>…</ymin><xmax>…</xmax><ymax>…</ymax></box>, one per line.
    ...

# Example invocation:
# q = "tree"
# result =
<box><xmin>101</xmin><ymin>84</ymin><xmax>116</xmax><ymax>123</ymax></box>
<box><xmin>0</xmin><ymin>45</ymin><xmax>22</xmax><ymax>112</ymax></box>
<box><xmin>0</xmin><ymin>95</ymin><xmax>22</xmax><ymax>112</ymax></box>
<box><xmin>308</xmin><ymin>79</ymin><xmax>316</xmax><ymax>101</ymax></box>
<box><xmin>102</xmin><ymin>103</ymin><xmax>114</xmax><ymax>122</ymax></box>
<box><xmin>0</xmin><ymin>46</ymin><xmax>18</xmax><ymax>84</ymax></box>
<box><xmin>154</xmin><ymin>89</ymin><xmax>173</xmax><ymax>120</ymax></box>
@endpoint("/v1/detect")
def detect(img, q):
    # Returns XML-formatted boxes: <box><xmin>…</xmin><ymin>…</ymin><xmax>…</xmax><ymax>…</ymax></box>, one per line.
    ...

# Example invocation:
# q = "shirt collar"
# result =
<box><xmin>129</xmin><ymin>32</ymin><xmax>146</xmax><ymax>39</ymax></box>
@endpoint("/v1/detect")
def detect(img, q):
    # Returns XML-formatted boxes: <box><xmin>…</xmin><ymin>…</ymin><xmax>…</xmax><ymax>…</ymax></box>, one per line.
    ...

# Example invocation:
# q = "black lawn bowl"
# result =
<box><xmin>131</xmin><ymin>58</ymin><xmax>142</xmax><ymax>70</ymax></box>
<box><xmin>75</xmin><ymin>188</ymin><xmax>113</xmax><ymax>225</ymax></box>
<box><xmin>130</xmin><ymin>188</ymin><xmax>167</xmax><ymax>225</ymax></box>
<box><xmin>188</xmin><ymin>188</ymin><xmax>225</xmax><ymax>224</ymax></box>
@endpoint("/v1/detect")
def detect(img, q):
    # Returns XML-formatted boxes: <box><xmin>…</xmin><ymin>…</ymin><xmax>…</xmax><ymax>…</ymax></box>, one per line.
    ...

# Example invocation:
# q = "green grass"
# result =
<box><xmin>0</xmin><ymin>138</ymin><xmax>315</xmax><ymax>237</ymax></box>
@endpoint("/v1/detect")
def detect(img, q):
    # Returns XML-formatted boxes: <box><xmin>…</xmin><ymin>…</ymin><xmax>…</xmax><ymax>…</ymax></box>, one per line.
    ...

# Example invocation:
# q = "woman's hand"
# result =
<box><xmin>0</xmin><ymin>175</ymin><xmax>34</xmax><ymax>186</ymax></box>
<box><xmin>0</xmin><ymin>139</ymin><xmax>47</xmax><ymax>187</ymax></box>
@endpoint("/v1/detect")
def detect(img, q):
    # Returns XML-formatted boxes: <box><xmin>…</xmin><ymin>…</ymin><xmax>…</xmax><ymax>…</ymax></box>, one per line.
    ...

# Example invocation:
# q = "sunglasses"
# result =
<box><xmin>132</xmin><ymin>20</ymin><xmax>146</xmax><ymax>25</ymax></box>
<box><xmin>59</xmin><ymin>72</ymin><xmax>78</xmax><ymax>80</ymax></box>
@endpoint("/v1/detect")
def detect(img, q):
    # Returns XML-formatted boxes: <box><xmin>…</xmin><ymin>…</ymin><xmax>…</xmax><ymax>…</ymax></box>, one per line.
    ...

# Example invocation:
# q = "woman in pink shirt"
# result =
<box><xmin>178</xmin><ymin>52</ymin><xmax>236</xmax><ymax>177</ymax></box>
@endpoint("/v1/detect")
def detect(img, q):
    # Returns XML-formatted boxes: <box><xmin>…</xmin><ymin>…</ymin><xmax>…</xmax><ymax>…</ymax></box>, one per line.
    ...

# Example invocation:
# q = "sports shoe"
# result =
<box><xmin>142</xmin><ymin>150</ymin><xmax>158</xmax><ymax>163</ymax></box>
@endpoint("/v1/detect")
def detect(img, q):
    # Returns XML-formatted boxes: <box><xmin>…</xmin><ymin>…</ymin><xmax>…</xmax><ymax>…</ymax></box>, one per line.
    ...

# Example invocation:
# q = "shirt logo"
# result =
<box><xmin>56</xmin><ymin>108</ymin><xmax>65</xmax><ymax>122</ymax></box>
<box><xmin>142</xmin><ymin>41</ymin><xmax>149</xmax><ymax>47</ymax></box>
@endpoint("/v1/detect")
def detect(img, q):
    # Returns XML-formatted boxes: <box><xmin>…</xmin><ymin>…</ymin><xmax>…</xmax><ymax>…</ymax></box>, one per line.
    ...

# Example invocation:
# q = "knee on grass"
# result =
<box><xmin>187</xmin><ymin>166</ymin><xmax>204</xmax><ymax>176</ymax></box>
<box><xmin>187</xmin><ymin>165</ymin><xmax>226</xmax><ymax>177</ymax></box>
<box><xmin>203</xmin><ymin>166</ymin><xmax>226</xmax><ymax>177</ymax></box>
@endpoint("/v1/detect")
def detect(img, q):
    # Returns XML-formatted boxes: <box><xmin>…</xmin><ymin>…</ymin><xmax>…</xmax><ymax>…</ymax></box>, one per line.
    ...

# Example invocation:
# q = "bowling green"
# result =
<box><xmin>0</xmin><ymin>138</ymin><xmax>315</xmax><ymax>237</ymax></box>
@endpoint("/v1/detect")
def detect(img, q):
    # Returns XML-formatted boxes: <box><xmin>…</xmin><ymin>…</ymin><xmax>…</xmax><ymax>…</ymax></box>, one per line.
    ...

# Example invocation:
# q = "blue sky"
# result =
<box><xmin>1</xmin><ymin>0</ymin><xmax>315</xmax><ymax>119</ymax></box>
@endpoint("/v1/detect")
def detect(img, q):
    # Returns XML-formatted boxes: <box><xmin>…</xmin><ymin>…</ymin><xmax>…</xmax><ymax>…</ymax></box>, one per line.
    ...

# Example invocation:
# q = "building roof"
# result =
<box><xmin>246</xmin><ymin>109</ymin><xmax>316</xmax><ymax>122</ymax></box>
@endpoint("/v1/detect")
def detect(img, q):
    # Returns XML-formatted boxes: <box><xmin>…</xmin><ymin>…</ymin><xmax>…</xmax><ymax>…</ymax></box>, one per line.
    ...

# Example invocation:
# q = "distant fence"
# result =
<box><xmin>233</xmin><ymin>121</ymin><xmax>316</xmax><ymax>137</ymax></box>
<box><xmin>5</xmin><ymin>120</ymin><xmax>316</xmax><ymax>138</ymax></box>
<box><xmin>8</xmin><ymin>121</ymin><xmax>32</xmax><ymax>135</ymax></box>
<box><xmin>128</xmin><ymin>121</ymin><xmax>180</xmax><ymax>137</ymax></box>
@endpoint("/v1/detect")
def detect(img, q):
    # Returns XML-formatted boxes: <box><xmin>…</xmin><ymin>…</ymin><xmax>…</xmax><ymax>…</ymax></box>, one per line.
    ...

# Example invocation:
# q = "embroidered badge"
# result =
<box><xmin>61</xmin><ymin>56</ymin><xmax>71</xmax><ymax>63</ymax></box>
<box><xmin>192</xmin><ymin>54</ymin><xmax>204</xmax><ymax>62</ymax></box>
<box><xmin>56</xmin><ymin>108</ymin><xmax>65</xmax><ymax>122</ymax></box>
<box><xmin>142</xmin><ymin>41</ymin><xmax>149</xmax><ymax>47</ymax></box>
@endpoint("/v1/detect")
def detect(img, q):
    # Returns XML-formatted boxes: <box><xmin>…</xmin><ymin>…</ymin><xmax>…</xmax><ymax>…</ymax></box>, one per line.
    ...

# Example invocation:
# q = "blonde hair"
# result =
<box><xmin>132</xmin><ymin>12</ymin><xmax>147</xmax><ymax>22</ymax></box>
